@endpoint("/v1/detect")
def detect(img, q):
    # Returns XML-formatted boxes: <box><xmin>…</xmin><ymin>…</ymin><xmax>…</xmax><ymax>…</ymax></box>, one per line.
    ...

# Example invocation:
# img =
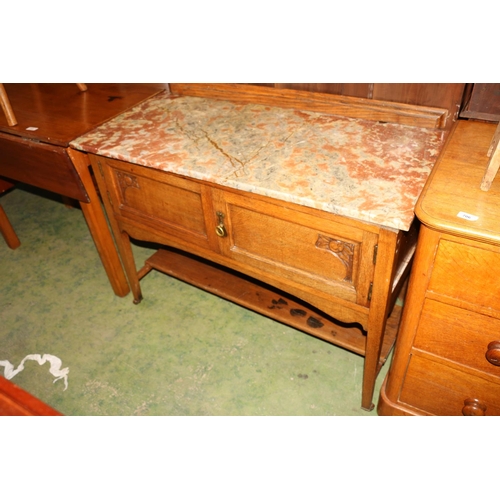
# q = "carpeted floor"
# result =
<box><xmin>0</xmin><ymin>184</ymin><xmax>391</xmax><ymax>415</ymax></box>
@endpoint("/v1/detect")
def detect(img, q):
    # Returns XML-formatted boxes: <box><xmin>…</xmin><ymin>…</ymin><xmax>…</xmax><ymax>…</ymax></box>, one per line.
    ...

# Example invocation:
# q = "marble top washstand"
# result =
<box><xmin>71</xmin><ymin>91</ymin><xmax>447</xmax><ymax>231</ymax></box>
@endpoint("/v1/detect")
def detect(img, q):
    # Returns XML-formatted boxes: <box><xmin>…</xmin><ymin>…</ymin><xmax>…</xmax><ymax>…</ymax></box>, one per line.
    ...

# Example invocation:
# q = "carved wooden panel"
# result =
<box><xmin>116</xmin><ymin>170</ymin><xmax>140</xmax><ymax>202</ymax></box>
<box><xmin>315</xmin><ymin>234</ymin><xmax>355</xmax><ymax>282</ymax></box>
<box><xmin>216</xmin><ymin>190</ymin><xmax>368</xmax><ymax>303</ymax></box>
<box><xmin>105</xmin><ymin>158</ymin><xmax>211</xmax><ymax>247</ymax></box>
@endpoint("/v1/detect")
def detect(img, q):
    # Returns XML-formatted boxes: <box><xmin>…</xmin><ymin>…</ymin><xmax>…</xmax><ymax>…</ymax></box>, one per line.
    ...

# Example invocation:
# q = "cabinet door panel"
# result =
<box><xmin>103</xmin><ymin>157</ymin><xmax>214</xmax><ymax>250</ymax></box>
<box><xmin>218</xmin><ymin>191</ymin><xmax>375</xmax><ymax>304</ymax></box>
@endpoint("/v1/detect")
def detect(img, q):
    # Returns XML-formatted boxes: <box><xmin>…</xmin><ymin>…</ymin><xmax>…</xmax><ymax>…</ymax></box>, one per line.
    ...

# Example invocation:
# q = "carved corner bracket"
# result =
<box><xmin>315</xmin><ymin>234</ymin><xmax>355</xmax><ymax>282</ymax></box>
<box><xmin>116</xmin><ymin>171</ymin><xmax>140</xmax><ymax>202</ymax></box>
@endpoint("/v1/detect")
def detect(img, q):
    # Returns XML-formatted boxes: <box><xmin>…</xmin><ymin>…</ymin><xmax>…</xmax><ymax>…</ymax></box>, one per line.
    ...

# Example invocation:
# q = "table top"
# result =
<box><xmin>71</xmin><ymin>92</ymin><xmax>448</xmax><ymax>231</ymax></box>
<box><xmin>417</xmin><ymin>120</ymin><xmax>500</xmax><ymax>245</ymax></box>
<box><xmin>0</xmin><ymin>83</ymin><xmax>168</xmax><ymax>147</ymax></box>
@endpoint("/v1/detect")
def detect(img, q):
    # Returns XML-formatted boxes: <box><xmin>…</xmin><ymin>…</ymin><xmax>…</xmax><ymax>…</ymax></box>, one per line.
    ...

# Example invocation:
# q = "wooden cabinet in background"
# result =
<box><xmin>378</xmin><ymin>119</ymin><xmax>500</xmax><ymax>416</ymax></box>
<box><xmin>460</xmin><ymin>83</ymin><xmax>500</xmax><ymax>122</ymax></box>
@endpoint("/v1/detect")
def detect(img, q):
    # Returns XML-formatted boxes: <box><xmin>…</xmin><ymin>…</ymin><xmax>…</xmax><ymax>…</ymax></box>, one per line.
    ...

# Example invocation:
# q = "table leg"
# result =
<box><xmin>117</xmin><ymin>231</ymin><xmax>144</xmax><ymax>304</ymax></box>
<box><xmin>0</xmin><ymin>204</ymin><xmax>21</xmax><ymax>249</ymax></box>
<box><xmin>67</xmin><ymin>148</ymin><xmax>130</xmax><ymax>297</ymax></box>
<box><xmin>0</xmin><ymin>178</ymin><xmax>20</xmax><ymax>249</ymax></box>
<box><xmin>86</xmin><ymin>154</ymin><xmax>144</xmax><ymax>304</ymax></box>
<box><xmin>362</xmin><ymin>228</ymin><xmax>399</xmax><ymax>411</ymax></box>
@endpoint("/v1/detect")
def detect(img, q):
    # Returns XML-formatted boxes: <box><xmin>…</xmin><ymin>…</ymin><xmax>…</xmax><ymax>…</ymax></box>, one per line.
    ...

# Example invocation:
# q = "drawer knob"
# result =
<box><xmin>215</xmin><ymin>211</ymin><xmax>227</xmax><ymax>238</ymax></box>
<box><xmin>485</xmin><ymin>341</ymin><xmax>500</xmax><ymax>366</ymax></box>
<box><xmin>462</xmin><ymin>398</ymin><xmax>487</xmax><ymax>416</ymax></box>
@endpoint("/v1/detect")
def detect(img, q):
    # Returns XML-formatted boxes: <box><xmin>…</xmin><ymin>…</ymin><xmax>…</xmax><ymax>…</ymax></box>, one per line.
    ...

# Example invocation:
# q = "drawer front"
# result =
<box><xmin>429</xmin><ymin>239</ymin><xmax>500</xmax><ymax>313</ymax></box>
<box><xmin>217</xmin><ymin>191</ymin><xmax>376</xmax><ymax>305</ymax></box>
<box><xmin>103</xmin><ymin>158</ymin><xmax>214</xmax><ymax>250</ymax></box>
<box><xmin>400</xmin><ymin>354</ymin><xmax>500</xmax><ymax>416</ymax></box>
<box><xmin>414</xmin><ymin>299</ymin><xmax>500</xmax><ymax>378</ymax></box>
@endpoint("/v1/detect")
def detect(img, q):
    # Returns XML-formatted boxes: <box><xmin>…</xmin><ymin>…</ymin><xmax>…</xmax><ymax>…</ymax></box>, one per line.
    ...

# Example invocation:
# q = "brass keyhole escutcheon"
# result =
<box><xmin>215</xmin><ymin>211</ymin><xmax>227</xmax><ymax>237</ymax></box>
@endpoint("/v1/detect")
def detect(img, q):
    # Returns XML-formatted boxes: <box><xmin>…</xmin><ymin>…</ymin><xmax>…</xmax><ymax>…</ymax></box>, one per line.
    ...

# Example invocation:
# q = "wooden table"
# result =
<box><xmin>0</xmin><ymin>83</ymin><xmax>167</xmax><ymax>296</ymax></box>
<box><xmin>378</xmin><ymin>119</ymin><xmax>500</xmax><ymax>415</ymax></box>
<box><xmin>70</xmin><ymin>84</ymin><xmax>450</xmax><ymax>410</ymax></box>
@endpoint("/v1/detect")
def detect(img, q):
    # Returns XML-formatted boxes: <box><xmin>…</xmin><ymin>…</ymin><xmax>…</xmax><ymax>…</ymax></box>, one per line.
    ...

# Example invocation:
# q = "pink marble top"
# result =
<box><xmin>71</xmin><ymin>92</ymin><xmax>448</xmax><ymax>231</ymax></box>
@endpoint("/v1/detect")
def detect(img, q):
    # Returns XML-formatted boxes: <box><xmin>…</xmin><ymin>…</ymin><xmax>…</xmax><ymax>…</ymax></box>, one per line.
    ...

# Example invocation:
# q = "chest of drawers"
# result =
<box><xmin>378</xmin><ymin>120</ymin><xmax>500</xmax><ymax>416</ymax></box>
<box><xmin>71</xmin><ymin>84</ymin><xmax>449</xmax><ymax>410</ymax></box>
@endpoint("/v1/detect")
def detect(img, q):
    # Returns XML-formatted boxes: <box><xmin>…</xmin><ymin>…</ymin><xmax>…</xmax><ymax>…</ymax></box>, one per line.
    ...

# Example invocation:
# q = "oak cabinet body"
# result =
<box><xmin>98</xmin><ymin>155</ymin><xmax>386</xmax><ymax>321</ymax></box>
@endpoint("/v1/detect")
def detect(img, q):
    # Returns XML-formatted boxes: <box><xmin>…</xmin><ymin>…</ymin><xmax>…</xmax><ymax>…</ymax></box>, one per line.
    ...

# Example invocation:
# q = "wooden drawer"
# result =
<box><xmin>216</xmin><ymin>189</ymin><xmax>377</xmax><ymax>306</ymax></box>
<box><xmin>428</xmin><ymin>239</ymin><xmax>500</xmax><ymax>314</ymax></box>
<box><xmin>101</xmin><ymin>157</ymin><xmax>216</xmax><ymax>251</ymax></box>
<box><xmin>414</xmin><ymin>299</ymin><xmax>500</xmax><ymax>379</ymax></box>
<box><xmin>400</xmin><ymin>354</ymin><xmax>500</xmax><ymax>416</ymax></box>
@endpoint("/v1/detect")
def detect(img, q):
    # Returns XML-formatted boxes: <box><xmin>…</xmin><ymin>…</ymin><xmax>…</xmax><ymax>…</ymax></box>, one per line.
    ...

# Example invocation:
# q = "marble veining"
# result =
<box><xmin>71</xmin><ymin>92</ymin><xmax>447</xmax><ymax>231</ymax></box>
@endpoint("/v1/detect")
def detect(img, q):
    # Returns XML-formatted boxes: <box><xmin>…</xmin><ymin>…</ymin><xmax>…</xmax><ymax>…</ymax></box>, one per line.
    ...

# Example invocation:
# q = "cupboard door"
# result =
<box><xmin>101</xmin><ymin>157</ymin><xmax>217</xmax><ymax>252</ymax></box>
<box><xmin>215</xmin><ymin>190</ymin><xmax>376</xmax><ymax>305</ymax></box>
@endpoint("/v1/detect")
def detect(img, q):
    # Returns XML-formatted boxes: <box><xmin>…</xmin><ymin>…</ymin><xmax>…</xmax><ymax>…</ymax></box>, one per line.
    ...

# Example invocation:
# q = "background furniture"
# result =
<box><xmin>0</xmin><ymin>83</ymin><xmax>18</xmax><ymax>126</ymax></box>
<box><xmin>460</xmin><ymin>83</ymin><xmax>500</xmax><ymax>122</ymax></box>
<box><xmin>0</xmin><ymin>83</ymin><xmax>89</xmax><ymax>126</ymax></box>
<box><xmin>0</xmin><ymin>83</ymin><xmax>168</xmax><ymax>296</ymax></box>
<box><xmin>0</xmin><ymin>178</ymin><xmax>20</xmax><ymax>249</ymax></box>
<box><xmin>0</xmin><ymin>375</ymin><xmax>62</xmax><ymax>415</ymax></box>
<box><xmin>480</xmin><ymin>122</ymin><xmax>500</xmax><ymax>191</ymax></box>
<box><xmin>378</xmin><ymin>119</ymin><xmax>500</xmax><ymax>416</ymax></box>
<box><xmin>71</xmin><ymin>83</ymin><xmax>453</xmax><ymax>410</ymax></box>
<box><xmin>250</xmin><ymin>84</ymin><xmax>465</xmax><ymax>130</ymax></box>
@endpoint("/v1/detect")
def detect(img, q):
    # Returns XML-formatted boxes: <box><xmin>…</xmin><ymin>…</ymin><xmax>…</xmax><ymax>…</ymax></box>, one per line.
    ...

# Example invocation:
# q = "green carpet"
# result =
<box><xmin>0</xmin><ymin>185</ymin><xmax>390</xmax><ymax>415</ymax></box>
